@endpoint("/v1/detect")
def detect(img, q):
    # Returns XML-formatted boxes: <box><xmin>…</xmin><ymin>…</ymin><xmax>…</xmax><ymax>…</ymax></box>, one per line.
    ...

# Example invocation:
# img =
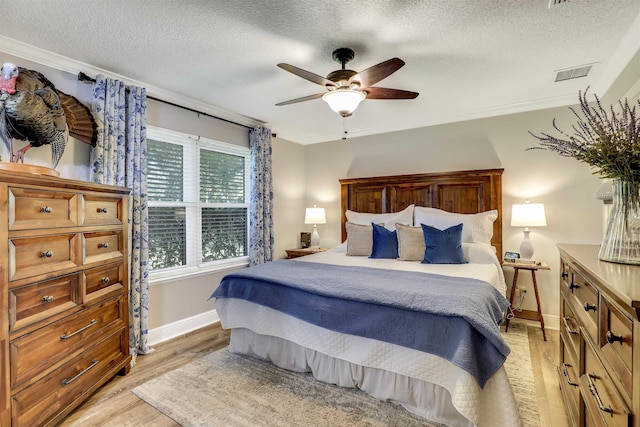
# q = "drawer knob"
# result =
<box><xmin>561</xmin><ymin>272</ymin><xmax>568</xmax><ymax>279</ymax></box>
<box><xmin>40</xmin><ymin>206</ymin><xmax>53</xmax><ymax>213</ymax></box>
<box><xmin>41</xmin><ymin>250</ymin><xmax>54</xmax><ymax>258</ymax></box>
<box><xmin>583</xmin><ymin>302</ymin><xmax>597</xmax><ymax>312</ymax></box>
<box><xmin>98</xmin><ymin>207</ymin><xmax>108</xmax><ymax>213</ymax></box>
<box><xmin>99</xmin><ymin>242</ymin><xmax>109</xmax><ymax>249</ymax></box>
<box><xmin>606</xmin><ymin>330</ymin><xmax>624</xmax><ymax>344</ymax></box>
<box><xmin>101</xmin><ymin>277</ymin><xmax>110</xmax><ymax>284</ymax></box>
<box><xmin>42</xmin><ymin>295</ymin><xmax>54</xmax><ymax>303</ymax></box>
<box><xmin>569</xmin><ymin>282</ymin><xmax>580</xmax><ymax>291</ymax></box>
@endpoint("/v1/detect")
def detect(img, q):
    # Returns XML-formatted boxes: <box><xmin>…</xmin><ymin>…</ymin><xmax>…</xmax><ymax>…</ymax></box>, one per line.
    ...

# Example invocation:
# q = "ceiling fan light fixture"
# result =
<box><xmin>322</xmin><ymin>89</ymin><xmax>366</xmax><ymax>117</ymax></box>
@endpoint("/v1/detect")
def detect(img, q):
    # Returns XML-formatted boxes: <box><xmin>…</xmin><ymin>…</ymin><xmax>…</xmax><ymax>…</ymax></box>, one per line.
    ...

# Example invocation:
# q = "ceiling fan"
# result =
<box><xmin>276</xmin><ymin>48</ymin><xmax>419</xmax><ymax>117</ymax></box>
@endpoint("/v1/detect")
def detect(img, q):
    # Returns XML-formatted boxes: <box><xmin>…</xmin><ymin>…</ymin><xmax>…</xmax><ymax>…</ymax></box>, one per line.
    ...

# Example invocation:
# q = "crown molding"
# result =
<box><xmin>0</xmin><ymin>35</ymin><xmax>263</xmax><ymax>129</ymax></box>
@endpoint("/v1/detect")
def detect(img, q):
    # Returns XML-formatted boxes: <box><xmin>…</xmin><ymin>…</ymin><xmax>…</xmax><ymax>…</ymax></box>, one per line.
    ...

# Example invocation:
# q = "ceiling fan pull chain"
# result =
<box><xmin>342</xmin><ymin>118</ymin><xmax>348</xmax><ymax>140</ymax></box>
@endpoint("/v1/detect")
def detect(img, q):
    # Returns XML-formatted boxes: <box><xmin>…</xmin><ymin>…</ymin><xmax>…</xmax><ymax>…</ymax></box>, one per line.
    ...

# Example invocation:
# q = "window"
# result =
<box><xmin>147</xmin><ymin>126</ymin><xmax>250</xmax><ymax>279</ymax></box>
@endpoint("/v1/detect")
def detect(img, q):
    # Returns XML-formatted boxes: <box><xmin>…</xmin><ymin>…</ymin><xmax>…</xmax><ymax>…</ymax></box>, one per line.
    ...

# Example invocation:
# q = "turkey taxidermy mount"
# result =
<box><xmin>0</xmin><ymin>62</ymin><xmax>97</xmax><ymax>169</ymax></box>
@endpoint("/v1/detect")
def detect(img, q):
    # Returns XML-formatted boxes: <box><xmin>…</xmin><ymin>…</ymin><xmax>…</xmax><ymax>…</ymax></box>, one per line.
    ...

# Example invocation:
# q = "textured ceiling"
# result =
<box><xmin>1</xmin><ymin>0</ymin><xmax>640</xmax><ymax>144</ymax></box>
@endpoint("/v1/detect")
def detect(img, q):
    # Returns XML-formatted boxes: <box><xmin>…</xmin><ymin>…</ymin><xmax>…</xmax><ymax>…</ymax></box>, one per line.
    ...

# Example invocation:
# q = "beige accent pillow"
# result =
<box><xmin>396</xmin><ymin>223</ymin><xmax>426</xmax><ymax>261</ymax></box>
<box><xmin>346</xmin><ymin>222</ymin><xmax>374</xmax><ymax>256</ymax></box>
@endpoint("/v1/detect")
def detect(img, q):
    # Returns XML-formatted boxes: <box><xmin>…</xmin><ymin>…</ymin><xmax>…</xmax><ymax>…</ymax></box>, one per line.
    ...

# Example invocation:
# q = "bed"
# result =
<box><xmin>212</xmin><ymin>169</ymin><xmax>523</xmax><ymax>427</ymax></box>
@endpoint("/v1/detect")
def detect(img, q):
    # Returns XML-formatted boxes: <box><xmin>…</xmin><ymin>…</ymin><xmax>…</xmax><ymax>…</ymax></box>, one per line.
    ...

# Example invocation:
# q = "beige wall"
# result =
<box><xmin>0</xmin><ymin>53</ymin><xmax>250</xmax><ymax>332</ymax></box>
<box><xmin>144</xmin><ymin>97</ymin><xmax>249</xmax><ymax>330</ymax></box>
<box><xmin>280</xmin><ymin>50</ymin><xmax>640</xmax><ymax>322</ymax></box>
<box><xmin>271</xmin><ymin>137</ymin><xmax>306</xmax><ymax>258</ymax></box>
<box><xmin>3</xmin><ymin>47</ymin><xmax>638</xmax><ymax>331</ymax></box>
<box><xmin>293</xmin><ymin>106</ymin><xmax>609</xmax><ymax>322</ymax></box>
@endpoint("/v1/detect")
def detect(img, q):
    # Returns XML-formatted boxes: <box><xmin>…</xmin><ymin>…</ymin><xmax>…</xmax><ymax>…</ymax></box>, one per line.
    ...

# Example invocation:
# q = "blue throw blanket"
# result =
<box><xmin>210</xmin><ymin>260</ymin><xmax>510</xmax><ymax>387</ymax></box>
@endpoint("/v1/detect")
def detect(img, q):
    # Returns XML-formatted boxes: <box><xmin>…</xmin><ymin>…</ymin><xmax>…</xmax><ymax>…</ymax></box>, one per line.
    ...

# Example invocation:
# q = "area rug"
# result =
<box><xmin>133</xmin><ymin>323</ymin><xmax>539</xmax><ymax>426</ymax></box>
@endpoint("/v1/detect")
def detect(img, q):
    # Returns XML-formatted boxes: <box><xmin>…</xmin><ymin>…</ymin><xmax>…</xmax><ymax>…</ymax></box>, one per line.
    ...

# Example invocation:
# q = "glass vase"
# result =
<box><xmin>598</xmin><ymin>179</ymin><xmax>640</xmax><ymax>264</ymax></box>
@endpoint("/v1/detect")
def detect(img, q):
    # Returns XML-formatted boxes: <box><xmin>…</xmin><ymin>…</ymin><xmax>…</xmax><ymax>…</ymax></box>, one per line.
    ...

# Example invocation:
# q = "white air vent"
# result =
<box><xmin>554</xmin><ymin>65</ymin><xmax>593</xmax><ymax>82</ymax></box>
<box><xmin>548</xmin><ymin>0</ymin><xmax>569</xmax><ymax>8</ymax></box>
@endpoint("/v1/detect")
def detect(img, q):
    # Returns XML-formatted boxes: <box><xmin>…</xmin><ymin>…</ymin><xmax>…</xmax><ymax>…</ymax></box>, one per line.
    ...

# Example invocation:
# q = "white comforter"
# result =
<box><xmin>214</xmin><ymin>244</ymin><xmax>521</xmax><ymax>427</ymax></box>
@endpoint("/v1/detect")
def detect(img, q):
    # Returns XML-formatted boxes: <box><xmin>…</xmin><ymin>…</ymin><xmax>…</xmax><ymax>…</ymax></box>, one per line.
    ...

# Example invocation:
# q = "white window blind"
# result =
<box><xmin>147</xmin><ymin>126</ymin><xmax>249</xmax><ymax>280</ymax></box>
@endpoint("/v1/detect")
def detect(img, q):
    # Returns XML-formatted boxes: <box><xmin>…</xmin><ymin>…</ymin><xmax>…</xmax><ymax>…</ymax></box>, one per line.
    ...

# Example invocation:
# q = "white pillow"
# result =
<box><xmin>346</xmin><ymin>204</ymin><xmax>414</xmax><ymax>231</ymax></box>
<box><xmin>462</xmin><ymin>242</ymin><xmax>500</xmax><ymax>264</ymax></box>
<box><xmin>414</xmin><ymin>207</ymin><xmax>498</xmax><ymax>245</ymax></box>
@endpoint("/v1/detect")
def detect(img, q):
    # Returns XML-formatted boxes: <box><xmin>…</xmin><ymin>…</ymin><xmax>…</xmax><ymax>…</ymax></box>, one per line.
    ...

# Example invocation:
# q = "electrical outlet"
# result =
<box><xmin>514</xmin><ymin>287</ymin><xmax>527</xmax><ymax>300</ymax></box>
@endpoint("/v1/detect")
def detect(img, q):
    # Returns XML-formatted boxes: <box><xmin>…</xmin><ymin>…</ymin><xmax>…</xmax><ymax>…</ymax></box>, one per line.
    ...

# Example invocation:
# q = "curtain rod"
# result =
<box><xmin>77</xmin><ymin>72</ymin><xmax>253</xmax><ymax>130</ymax></box>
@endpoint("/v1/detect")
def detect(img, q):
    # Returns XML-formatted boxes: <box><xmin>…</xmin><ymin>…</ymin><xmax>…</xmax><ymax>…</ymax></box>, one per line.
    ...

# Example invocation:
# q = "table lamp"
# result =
<box><xmin>511</xmin><ymin>202</ymin><xmax>547</xmax><ymax>262</ymax></box>
<box><xmin>305</xmin><ymin>205</ymin><xmax>326</xmax><ymax>248</ymax></box>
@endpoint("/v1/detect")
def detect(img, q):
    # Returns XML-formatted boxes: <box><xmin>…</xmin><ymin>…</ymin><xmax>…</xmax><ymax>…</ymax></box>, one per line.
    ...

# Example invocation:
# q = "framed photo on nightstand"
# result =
<box><xmin>503</xmin><ymin>251</ymin><xmax>520</xmax><ymax>263</ymax></box>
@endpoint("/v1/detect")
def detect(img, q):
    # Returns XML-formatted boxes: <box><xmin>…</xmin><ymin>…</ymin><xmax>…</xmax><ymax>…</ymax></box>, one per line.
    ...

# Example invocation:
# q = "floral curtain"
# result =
<box><xmin>249</xmin><ymin>126</ymin><xmax>274</xmax><ymax>265</ymax></box>
<box><xmin>90</xmin><ymin>75</ymin><xmax>152</xmax><ymax>361</ymax></box>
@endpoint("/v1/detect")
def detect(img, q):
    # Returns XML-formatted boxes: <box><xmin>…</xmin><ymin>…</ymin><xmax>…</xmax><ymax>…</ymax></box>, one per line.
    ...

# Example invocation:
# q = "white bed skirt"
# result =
<box><xmin>231</xmin><ymin>328</ymin><xmax>471</xmax><ymax>427</ymax></box>
<box><xmin>216</xmin><ymin>298</ymin><xmax>522</xmax><ymax>427</ymax></box>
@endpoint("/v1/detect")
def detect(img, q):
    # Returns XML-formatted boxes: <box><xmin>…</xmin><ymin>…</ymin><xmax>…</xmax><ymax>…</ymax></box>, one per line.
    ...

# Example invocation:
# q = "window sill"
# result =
<box><xmin>149</xmin><ymin>258</ymin><xmax>249</xmax><ymax>286</ymax></box>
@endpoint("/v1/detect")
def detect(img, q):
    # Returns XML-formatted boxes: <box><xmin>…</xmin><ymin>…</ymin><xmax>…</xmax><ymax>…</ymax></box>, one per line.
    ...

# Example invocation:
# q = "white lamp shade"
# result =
<box><xmin>322</xmin><ymin>90</ymin><xmax>365</xmax><ymax>117</ymax></box>
<box><xmin>305</xmin><ymin>207</ymin><xmax>326</xmax><ymax>225</ymax></box>
<box><xmin>511</xmin><ymin>203</ymin><xmax>547</xmax><ymax>227</ymax></box>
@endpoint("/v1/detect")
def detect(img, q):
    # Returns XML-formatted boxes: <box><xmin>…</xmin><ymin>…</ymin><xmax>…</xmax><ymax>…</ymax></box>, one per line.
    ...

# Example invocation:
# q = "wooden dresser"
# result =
<box><xmin>0</xmin><ymin>170</ymin><xmax>131</xmax><ymax>426</ymax></box>
<box><xmin>558</xmin><ymin>244</ymin><xmax>640</xmax><ymax>427</ymax></box>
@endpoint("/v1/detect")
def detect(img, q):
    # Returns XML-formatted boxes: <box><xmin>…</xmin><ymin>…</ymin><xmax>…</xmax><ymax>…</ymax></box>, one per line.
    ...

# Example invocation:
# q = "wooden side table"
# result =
<box><xmin>503</xmin><ymin>260</ymin><xmax>550</xmax><ymax>341</ymax></box>
<box><xmin>285</xmin><ymin>247</ymin><xmax>327</xmax><ymax>259</ymax></box>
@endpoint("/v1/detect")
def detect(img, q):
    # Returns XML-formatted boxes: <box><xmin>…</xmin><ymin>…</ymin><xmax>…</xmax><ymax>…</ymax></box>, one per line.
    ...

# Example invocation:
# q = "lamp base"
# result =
<box><xmin>519</xmin><ymin>229</ymin><xmax>534</xmax><ymax>260</ymax></box>
<box><xmin>310</xmin><ymin>227</ymin><xmax>320</xmax><ymax>249</ymax></box>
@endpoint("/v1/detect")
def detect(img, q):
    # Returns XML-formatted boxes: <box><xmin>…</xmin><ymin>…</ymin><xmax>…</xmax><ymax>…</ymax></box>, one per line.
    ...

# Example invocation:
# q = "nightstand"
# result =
<box><xmin>285</xmin><ymin>247</ymin><xmax>327</xmax><ymax>259</ymax></box>
<box><xmin>503</xmin><ymin>260</ymin><xmax>550</xmax><ymax>341</ymax></box>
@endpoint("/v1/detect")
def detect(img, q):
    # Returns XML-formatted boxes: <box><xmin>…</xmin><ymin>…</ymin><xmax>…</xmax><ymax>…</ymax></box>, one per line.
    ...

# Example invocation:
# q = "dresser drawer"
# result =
<box><xmin>81</xmin><ymin>194</ymin><xmax>124</xmax><ymax>226</ymax></box>
<box><xmin>11</xmin><ymin>331</ymin><xmax>126</xmax><ymax>427</ymax></box>
<box><xmin>599</xmin><ymin>297</ymin><xmax>633</xmax><ymax>399</ymax></box>
<box><xmin>561</xmin><ymin>296</ymin><xmax>581</xmax><ymax>359</ymax></box>
<box><xmin>559</xmin><ymin>340</ymin><xmax>580</xmax><ymax>424</ymax></box>
<box><xmin>83</xmin><ymin>230</ymin><xmax>124</xmax><ymax>265</ymax></box>
<box><xmin>8</xmin><ymin>187</ymin><xmax>78</xmax><ymax>231</ymax></box>
<box><xmin>10</xmin><ymin>297</ymin><xmax>124</xmax><ymax>389</ymax></box>
<box><xmin>570</xmin><ymin>268</ymin><xmax>599</xmax><ymax>342</ymax></box>
<box><xmin>581</xmin><ymin>337</ymin><xmax>631</xmax><ymax>427</ymax></box>
<box><xmin>9</xmin><ymin>275</ymin><xmax>79</xmax><ymax>332</ymax></box>
<box><xmin>83</xmin><ymin>263</ymin><xmax>125</xmax><ymax>303</ymax></box>
<box><xmin>9</xmin><ymin>234</ymin><xmax>80</xmax><ymax>282</ymax></box>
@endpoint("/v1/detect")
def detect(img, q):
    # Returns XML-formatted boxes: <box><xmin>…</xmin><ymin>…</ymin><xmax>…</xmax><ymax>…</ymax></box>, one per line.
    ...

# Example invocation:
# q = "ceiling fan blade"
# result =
<box><xmin>277</xmin><ymin>63</ymin><xmax>336</xmax><ymax>87</ymax></box>
<box><xmin>364</xmin><ymin>87</ymin><xmax>419</xmax><ymax>100</ymax></box>
<box><xmin>275</xmin><ymin>93</ymin><xmax>325</xmax><ymax>106</ymax></box>
<box><xmin>349</xmin><ymin>58</ymin><xmax>405</xmax><ymax>88</ymax></box>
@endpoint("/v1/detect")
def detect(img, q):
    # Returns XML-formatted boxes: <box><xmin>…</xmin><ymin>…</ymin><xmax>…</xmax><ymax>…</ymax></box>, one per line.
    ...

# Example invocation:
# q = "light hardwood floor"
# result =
<box><xmin>60</xmin><ymin>321</ymin><xmax>568</xmax><ymax>426</ymax></box>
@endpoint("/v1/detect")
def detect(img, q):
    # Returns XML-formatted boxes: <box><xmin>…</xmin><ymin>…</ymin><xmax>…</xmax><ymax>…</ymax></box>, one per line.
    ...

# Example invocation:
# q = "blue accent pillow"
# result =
<box><xmin>420</xmin><ymin>223</ymin><xmax>467</xmax><ymax>264</ymax></box>
<box><xmin>370</xmin><ymin>222</ymin><xmax>399</xmax><ymax>259</ymax></box>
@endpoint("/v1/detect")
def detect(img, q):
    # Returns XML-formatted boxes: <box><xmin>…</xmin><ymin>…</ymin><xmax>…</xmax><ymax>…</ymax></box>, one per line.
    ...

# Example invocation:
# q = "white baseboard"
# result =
<box><xmin>545</xmin><ymin>314</ymin><xmax>560</xmax><ymax>330</ymax></box>
<box><xmin>148</xmin><ymin>309</ymin><xmax>220</xmax><ymax>346</ymax></box>
<box><xmin>513</xmin><ymin>314</ymin><xmax>560</xmax><ymax>331</ymax></box>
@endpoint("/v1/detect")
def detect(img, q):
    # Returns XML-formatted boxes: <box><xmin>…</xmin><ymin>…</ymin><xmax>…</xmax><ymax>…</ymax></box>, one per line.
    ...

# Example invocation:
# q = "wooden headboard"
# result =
<box><xmin>339</xmin><ymin>168</ymin><xmax>504</xmax><ymax>257</ymax></box>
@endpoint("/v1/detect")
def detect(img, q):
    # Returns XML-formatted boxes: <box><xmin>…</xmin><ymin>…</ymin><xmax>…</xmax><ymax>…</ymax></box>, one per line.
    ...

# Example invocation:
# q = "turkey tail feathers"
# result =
<box><xmin>0</xmin><ymin>108</ymin><xmax>9</xmax><ymax>151</ymax></box>
<box><xmin>58</xmin><ymin>92</ymin><xmax>97</xmax><ymax>147</ymax></box>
